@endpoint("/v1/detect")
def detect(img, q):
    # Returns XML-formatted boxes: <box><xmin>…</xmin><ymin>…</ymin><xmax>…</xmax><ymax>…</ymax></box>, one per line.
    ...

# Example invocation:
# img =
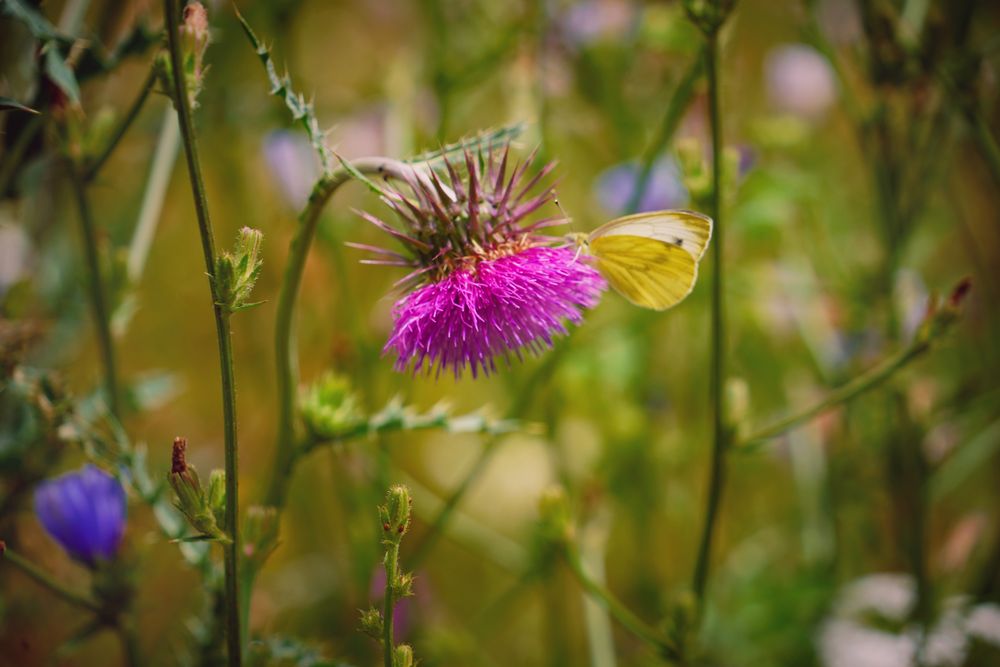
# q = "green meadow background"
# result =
<box><xmin>2</xmin><ymin>0</ymin><xmax>999</xmax><ymax>665</ymax></box>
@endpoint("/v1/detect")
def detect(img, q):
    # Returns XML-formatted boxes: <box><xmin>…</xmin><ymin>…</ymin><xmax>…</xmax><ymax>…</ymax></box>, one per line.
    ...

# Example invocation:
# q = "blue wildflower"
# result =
<box><xmin>33</xmin><ymin>465</ymin><xmax>127</xmax><ymax>567</ymax></box>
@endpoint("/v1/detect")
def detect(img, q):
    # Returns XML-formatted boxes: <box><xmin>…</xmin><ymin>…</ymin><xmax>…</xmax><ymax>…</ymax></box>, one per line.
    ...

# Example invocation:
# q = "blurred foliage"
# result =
<box><xmin>1</xmin><ymin>0</ymin><xmax>999</xmax><ymax>666</ymax></box>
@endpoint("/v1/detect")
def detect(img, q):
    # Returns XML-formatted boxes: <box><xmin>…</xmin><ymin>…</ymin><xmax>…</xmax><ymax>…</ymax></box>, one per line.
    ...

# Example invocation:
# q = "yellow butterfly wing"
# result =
<box><xmin>589</xmin><ymin>210</ymin><xmax>712</xmax><ymax>260</ymax></box>
<box><xmin>589</xmin><ymin>234</ymin><xmax>700</xmax><ymax>311</ymax></box>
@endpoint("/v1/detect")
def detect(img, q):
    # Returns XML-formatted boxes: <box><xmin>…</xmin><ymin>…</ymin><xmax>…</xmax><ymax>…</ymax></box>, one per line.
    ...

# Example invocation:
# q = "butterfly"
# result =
<box><xmin>568</xmin><ymin>210</ymin><xmax>713</xmax><ymax>311</ymax></box>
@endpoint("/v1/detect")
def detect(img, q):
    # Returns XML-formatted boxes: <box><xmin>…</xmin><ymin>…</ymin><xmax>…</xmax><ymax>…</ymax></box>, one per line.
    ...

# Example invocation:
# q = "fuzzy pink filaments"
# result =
<box><xmin>352</xmin><ymin>145</ymin><xmax>607</xmax><ymax>377</ymax></box>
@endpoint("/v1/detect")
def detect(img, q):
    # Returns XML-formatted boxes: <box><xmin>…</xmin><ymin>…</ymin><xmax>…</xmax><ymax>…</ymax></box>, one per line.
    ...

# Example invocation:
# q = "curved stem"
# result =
<box><xmin>83</xmin><ymin>64</ymin><xmax>158</xmax><ymax>182</ymax></box>
<box><xmin>67</xmin><ymin>159</ymin><xmax>120</xmax><ymax>418</ymax></box>
<box><xmin>691</xmin><ymin>25</ymin><xmax>726</xmax><ymax>606</ymax></box>
<box><xmin>1</xmin><ymin>546</ymin><xmax>102</xmax><ymax>613</ymax></box>
<box><xmin>739</xmin><ymin>336</ymin><xmax>932</xmax><ymax>447</ymax></box>
<box><xmin>163</xmin><ymin>2</ymin><xmax>241</xmax><ymax>664</ymax></box>
<box><xmin>563</xmin><ymin>545</ymin><xmax>678</xmax><ymax>660</ymax></box>
<box><xmin>265</xmin><ymin>157</ymin><xmax>414</xmax><ymax>509</ymax></box>
<box><xmin>625</xmin><ymin>49</ymin><xmax>705</xmax><ymax>214</ymax></box>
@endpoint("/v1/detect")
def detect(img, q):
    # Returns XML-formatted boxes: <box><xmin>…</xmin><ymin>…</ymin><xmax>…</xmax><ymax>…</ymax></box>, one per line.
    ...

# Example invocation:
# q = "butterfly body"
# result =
<box><xmin>574</xmin><ymin>210</ymin><xmax>713</xmax><ymax>311</ymax></box>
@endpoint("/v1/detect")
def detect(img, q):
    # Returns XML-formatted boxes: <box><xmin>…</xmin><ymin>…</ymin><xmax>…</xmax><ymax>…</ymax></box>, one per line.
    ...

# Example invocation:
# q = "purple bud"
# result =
<box><xmin>764</xmin><ymin>44</ymin><xmax>837</xmax><ymax>120</ymax></box>
<box><xmin>33</xmin><ymin>465</ymin><xmax>127</xmax><ymax>567</ymax></box>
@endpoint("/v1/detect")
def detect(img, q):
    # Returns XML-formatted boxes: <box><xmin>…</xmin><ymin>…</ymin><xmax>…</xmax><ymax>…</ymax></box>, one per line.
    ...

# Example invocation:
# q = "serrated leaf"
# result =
<box><xmin>44</xmin><ymin>46</ymin><xmax>81</xmax><ymax>104</ymax></box>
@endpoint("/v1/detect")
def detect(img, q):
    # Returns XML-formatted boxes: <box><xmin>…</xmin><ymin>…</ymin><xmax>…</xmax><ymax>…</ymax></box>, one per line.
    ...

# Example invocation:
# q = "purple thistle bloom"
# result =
<box><xmin>33</xmin><ymin>464</ymin><xmax>127</xmax><ymax>567</ymax></box>
<box><xmin>353</xmin><ymin>145</ymin><xmax>607</xmax><ymax>377</ymax></box>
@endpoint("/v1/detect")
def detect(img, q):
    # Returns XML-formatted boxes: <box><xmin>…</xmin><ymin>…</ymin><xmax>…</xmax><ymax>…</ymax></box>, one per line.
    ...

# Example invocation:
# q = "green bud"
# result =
<box><xmin>359</xmin><ymin>606</ymin><xmax>384</xmax><ymax>640</ymax></box>
<box><xmin>214</xmin><ymin>227</ymin><xmax>263</xmax><ymax>313</ymax></box>
<box><xmin>380</xmin><ymin>484</ymin><xmax>411</xmax><ymax>540</ymax></box>
<box><xmin>538</xmin><ymin>485</ymin><xmax>574</xmax><ymax>545</ymax></box>
<box><xmin>394</xmin><ymin>644</ymin><xmax>414</xmax><ymax>667</ymax></box>
<box><xmin>394</xmin><ymin>571</ymin><xmax>415</xmax><ymax>599</ymax></box>
<box><xmin>299</xmin><ymin>373</ymin><xmax>364</xmax><ymax>440</ymax></box>
<box><xmin>207</xmin><ymin>469</ymin><xmax>226</xmax><ymax>527</ymax></box>
<box><xmin>915</xmin><ymin>277</ymin><xmax>971</xmax><ymax>345</ymax></box>
<box><xmin>168</xmin><ymin>437</ymin><xmax>227</xmax><ymax>541</ymax></box>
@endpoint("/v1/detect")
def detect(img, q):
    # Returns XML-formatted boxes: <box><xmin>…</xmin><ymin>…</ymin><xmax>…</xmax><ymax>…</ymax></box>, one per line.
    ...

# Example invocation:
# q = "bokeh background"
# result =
<box><xmin>2</xmin><ymin>0</ymin><xmax>1000</xmax><ymax>665</ymax></box>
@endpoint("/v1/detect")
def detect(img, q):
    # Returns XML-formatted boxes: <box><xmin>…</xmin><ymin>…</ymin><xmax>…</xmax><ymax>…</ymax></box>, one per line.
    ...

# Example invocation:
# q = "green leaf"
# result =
<box><xmin>43</xmin><ymin>46</ymin><xmax>81</xmax><ymax>104</ymax></box>
<box><xmin>2</xmin><ymin>0</ymin><xmax>70</xmax><ymax>43</ymax></box>
<box><xmin>0</xmin><ymin>96</ymin><xmax>39</xmax><ymax>114</ymax></box>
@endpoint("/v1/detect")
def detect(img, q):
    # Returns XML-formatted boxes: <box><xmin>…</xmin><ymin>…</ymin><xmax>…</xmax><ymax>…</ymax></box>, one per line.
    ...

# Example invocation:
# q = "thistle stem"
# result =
<box><xmin>163</xmin><ymin>2</ymin><xmax>241</xmax><ymax>664</ymax></box>
<box><xmin>563</xmin><ymin>545</ymin><xmax>678</xmax><ymax>661</ymax></box>
<box><xmin>67</xmin><ymin>159</ymin><xmax>120</xmax><ymax>418</ymax></box>
<box><xmin>1</xmin><ymin>546</ymin><xmax>101</xmax><ymax>613</ymax></box>
<box><xmin>266</xmin><ymin>158</ymin><xmax>414</xmax><ymax>509</ymax></box>
<box><xmin>83</xmin><ymin>64</ymin><xmax>158</xmax><ymax>182</ymax></box>
<box><xmin>691</xmin><ymin>24</ymin><xmax>726</xmax><ymax>607</ymax></box>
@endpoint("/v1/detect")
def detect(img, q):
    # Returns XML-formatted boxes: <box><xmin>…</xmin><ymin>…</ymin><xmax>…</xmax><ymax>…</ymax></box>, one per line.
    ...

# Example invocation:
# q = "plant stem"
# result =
<box><xmin>116</xmin><ymin>621</ymin><xmax>141</xmax><ymax>667</ymax></box>
<box><xmin>409</xmin><ymin>438</ymin><xmax>497</xmax><ymax>568</ymax></box>
<box><xmin>563</xmin><ymin>545</ymin><xmax>678</xmax><ymax>661</ymax></box>
<box><xmin>83</xmin><ymin>64</ymin><xmax>158</xmax><ymax>182</ymax></box>
<box><xmin>67</xmin><ymin>159</ymin><xmax>120</xmax><ymax>418</ymax></box>
<box><xmin>738</xmin><ymin>335</ymin><xmax>935</xmax><ymax>447</ymax></box>
<box><xmin>383</xmin><ymin>540</ymin><xmax>400</xmax><ymax>667</ymax></box>
<box><xmin>2</xmin><ymin>546</ymin><xmax>102</xmax><ymax>613</ymax></box>
<box><xmin>266</xmin><ymin>158</ymin><xmax>415</xmax><ymax>509</ymax></box>
<box><xmin>625</xmin><ymin>49</ymin><xmax>705</xmax><ymax>214</ymax></box>
<box><xmin>163</xmin><ymin>2</ymin><xmax>241</xmax><ymax>664</ymax></box>
<box><xmin>691</xmin><ymin>25</ymin><xmax>726</xmax><ymax>607</ymax></box>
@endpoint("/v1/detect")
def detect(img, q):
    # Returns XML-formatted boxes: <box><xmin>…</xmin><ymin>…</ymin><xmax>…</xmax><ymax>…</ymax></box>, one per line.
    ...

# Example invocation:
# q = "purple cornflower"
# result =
<box><xmin>33</xmin><ymin>464</ymin><xmax>127</xmax><ymax>567</ymax></box>
<box><xmin>352</xmin><ymin>146</ymin><xmax>607</xmax><ymax>377</ymax></box>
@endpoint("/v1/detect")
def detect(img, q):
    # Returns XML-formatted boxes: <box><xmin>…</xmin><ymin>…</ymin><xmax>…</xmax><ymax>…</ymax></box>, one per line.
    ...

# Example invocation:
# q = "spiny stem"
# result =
<box><xmin>266</xmin><ymin>158</ymin><xmax>415</xmax><ymax>509</ymax></box>
<box><xmin>163</xmin><ymin>1</ymin><xmax>241</xmax><ymax>664</ymax></box>
<box><xmin>692</xmin><ymin>24</ymin><xmax>726</xmax><ymax>607</ymax></box>
<box><xmin>563</xmin><ymin>545</ymin><xmax>678</xmax><ymax>661</ymax></box>
<box><xmin>1</xmin><ymin>545</ymin><xmax>101</xmax><ymax>613</ymax></box>
<box><xmin>83</xmin><ymin>64</ymin><xmax>158</xmax><ymax>182</ymax></box>
<box><xmin>67</xmin><ymin>158</ymin><xmax>120</xmax><ymax>418</ymax></box>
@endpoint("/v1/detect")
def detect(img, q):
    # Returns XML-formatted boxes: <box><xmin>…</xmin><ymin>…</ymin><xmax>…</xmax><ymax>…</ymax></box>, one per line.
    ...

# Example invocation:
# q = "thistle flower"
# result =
<box><xmin>33</xmin><ymin>464</ymin><xmax>127</xmax><ymax>567</ymax></box>
<box><xmin>353</xmin><ymin>145</ymin><xmax>607</xmax><ymax>377</ymax></box>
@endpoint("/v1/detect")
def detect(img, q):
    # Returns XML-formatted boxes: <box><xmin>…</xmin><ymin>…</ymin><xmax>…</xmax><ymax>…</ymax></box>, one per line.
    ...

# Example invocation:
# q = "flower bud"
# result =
<box><xmin>299</xmin><ymin>373</ymin><xmax>364</xmax><ymax>440</ymax></box>
<box><xmin>359</xmin><ymin>606</ymin><xmax>384</xmax><ymax>640</ymax></box>
<box><xmin>181</xmin><ymin>2</ymin><xmax>210</xmax><ymax>107</ymax></box>
<box><xmin>168</xmin><ymin>437</ymin><xmax>227</xmax><ymax>541</ymax></box>
<box><xmin>207</xmin><ymin>469</ymin><xmax>226</xmax><ymax>527</ymax></box>
<box><xmin>394</xmin><ymin>644</ymin><xmax>415</xmax><ymax>667</ymax></box>
<box><xmin>538</xmin><ymin>485</ymin><xmax>574</xmax><ymax>545</ymax></box>
<box><xmin>214</xmin><ymin>227</ymin><xmax>263</xmax><ymax>313</ymax></box>
<box><xmin>380</xmin><ymin>485</ymin><xmax>411</xmax><ymax>540</ymax></box>
<box><xmin>914</xmin><ymin>278</ymin><xmax>972</xmax><ymax>345</ymax></box>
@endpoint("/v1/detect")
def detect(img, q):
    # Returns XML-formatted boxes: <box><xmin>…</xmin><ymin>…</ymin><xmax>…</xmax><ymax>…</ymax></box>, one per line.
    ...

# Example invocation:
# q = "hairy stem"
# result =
<box><xmin>67</xmin><ymin>160</ymin><xmax>120</xmax><ymax>418</ymax></box>
<box><xmin>163</xmin><ymin>1</ymin><xmax>241</xmax><ymax>664</ymax></box>
<box><xmin>691</xmin><ymin>25</ymin><xmax>726</xmax><ymax>607</ymax></box>
<box><xmin>383</xmin><ymin>540</ymin><xmax>400</xmax><ymax>667</ymax></box>
<box><xmin>266</xmin><ymin>158</ymin><xmax>415</xmax><ymax>509</ymax></box>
